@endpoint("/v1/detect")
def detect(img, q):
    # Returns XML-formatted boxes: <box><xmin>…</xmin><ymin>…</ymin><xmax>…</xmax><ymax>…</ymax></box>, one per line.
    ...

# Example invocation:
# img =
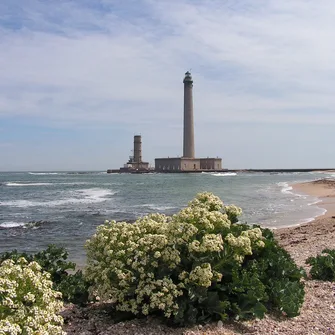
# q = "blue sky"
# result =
<box><xmin>1</xmin><ymin>0</ymin><xmax>335</xmax><ymax>171</ymax></box>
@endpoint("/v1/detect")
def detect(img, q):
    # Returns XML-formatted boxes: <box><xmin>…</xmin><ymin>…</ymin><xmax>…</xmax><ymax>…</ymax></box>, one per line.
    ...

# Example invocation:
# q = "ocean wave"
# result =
<box><xmin>0</xmin><ymin>188</ymin><xmax>115</xmax><ymax>208</ymax></box>
<box><xmin>0</xmin><ymin>220</ymin><xmax>49</xmax><ymax>229</ymax></box>
<box><xmin>277</xmin><ymin>182</ymin><xmax>293</xmax><ymax>195</ymax></box>
<box><xmin>29</xmin><ymin>171</ymin><xmax>107</xmax><ymax>176</ymax></box>
<box><xmin>308</xmin><ymin>199</ymin><xmax>322</xmax><ymax>206</ymax></box>
<box><xmin>29</xmin><ymin>172</ymin><xmax>61</xmax><ymax>175</ymax></box>
<box><xmin>135</xmin><ymin>204</ymin><xmax>177</xmax><ymax>211</ymax></box>
<box><xmin>5</xmin><ymin>182</ymin><xmax>96</xmax><ymax>187</ymax></box>
<box><xmin>149</xmin><ymin>205</ymin><xmax>177</xmax><ymax>211</ymax></box>
<box><xmin>299</xmin><ymin>207</ymin><xmax>327</xmax><ymax>224</ymax></box>
<box><xmin>0</xmin><ymin>221</ymin><xmax>26</xmax><ymax>228</ymax></box>
<box><xmin>210</xmin><ymin>172</ymin><xmax>237</xmax><ymax>177</ymax></box>
<box><xmin>277</xmin><ymin>182</ymin><xmax>308</xmax><ymax>198</ymax></box>
<box><xmin>6</xmin><ymin>182</ymin><xmax>53</xmax><ymax>187</ymax></box>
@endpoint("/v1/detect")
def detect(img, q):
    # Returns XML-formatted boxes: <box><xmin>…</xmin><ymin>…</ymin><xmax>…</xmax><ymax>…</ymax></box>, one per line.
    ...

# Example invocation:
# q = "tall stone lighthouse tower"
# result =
<box><xmin>183</xmin><ymin>71</ymin><xmax>195</xmax><ymax>158</ymax></box>
<box><xmin>153</xmin><ymin>71</ymin><xmax>222</xmax><ymax>173</ymax></box>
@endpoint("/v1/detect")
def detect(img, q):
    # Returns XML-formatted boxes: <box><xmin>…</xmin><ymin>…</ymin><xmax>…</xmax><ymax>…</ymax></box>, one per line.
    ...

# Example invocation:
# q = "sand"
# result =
<box><xmin>62</xmin><ymin>179</ymin><xmax>335</xmax><ymax>335</ymax></box>
<box><xmin>292</xmin><ymin>179</ymin><xmax>335</xmax><ymax>218</ymax></box>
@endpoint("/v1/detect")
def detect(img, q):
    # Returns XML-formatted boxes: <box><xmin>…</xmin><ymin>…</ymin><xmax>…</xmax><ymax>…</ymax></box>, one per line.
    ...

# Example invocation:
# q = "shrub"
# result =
<box><xmin>85</xmin><ymin>192</ymin><xmax>305</xmax><ymax>325</ymax></box>
<box><xmin>0</xmin><ymin>257</ymin><xmax>65</xmax><ymax>335</ymax></box>
<box><xmin>306</xmin><ymin>249</ymin><xmax>335</xmax><ymax>281</ymax></box>
<box><xmin>0</xmin><ymin>245</ymin><xmax>90</xmax><ymax>305</ymax></box>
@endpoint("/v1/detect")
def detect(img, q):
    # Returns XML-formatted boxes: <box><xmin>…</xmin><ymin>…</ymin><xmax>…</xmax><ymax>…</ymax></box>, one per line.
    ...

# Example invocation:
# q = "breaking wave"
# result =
<box><xmin>6</xmin><ymin>182</ymin><xmax>53</xmax><ymax>186</ymax></box>
<box><xmin>0</xmin><ymin>188</ymin><xmax>115</xmax><ymax>208</ymax></box>
<box><xmin>210</xmin><ymin>172</ymin><xmax>237</xmax><ymax>177</ymax></box>
<box><xmin>277</xmin><ymin>182</ymin><xmax>293</xmax><ymax>195</ymax></box>
<box><xmin>29</xmin><ymin>172</ymin><xmax>60</xmax><ymax>175</ymax></box>
<box><xmin>0</xmin><ymin>221</ymin><xmax>26</xmax><ymax>228</ymax></box>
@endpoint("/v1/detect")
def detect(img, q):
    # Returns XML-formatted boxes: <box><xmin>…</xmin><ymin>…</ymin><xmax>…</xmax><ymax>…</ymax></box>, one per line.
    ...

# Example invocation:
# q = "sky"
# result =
<box><xmin>1</xmin><ymin>0</ymin><xmax>335</xmax><ymax>171</ymax></box>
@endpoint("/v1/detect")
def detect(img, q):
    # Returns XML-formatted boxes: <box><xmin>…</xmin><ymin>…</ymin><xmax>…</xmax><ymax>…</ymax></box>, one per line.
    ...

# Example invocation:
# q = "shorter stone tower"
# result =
<box><xmin>133</xmin><ymin>135</ymin><xmax>142</xmax><ymax>163</ymax></box>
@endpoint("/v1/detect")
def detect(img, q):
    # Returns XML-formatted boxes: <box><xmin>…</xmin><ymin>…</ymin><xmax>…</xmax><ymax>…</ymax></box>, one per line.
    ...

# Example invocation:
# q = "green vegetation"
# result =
<box><xmin>306</xmin><ymin>249</ymin><xmax>335</xmax><ymax>281</ymax></box>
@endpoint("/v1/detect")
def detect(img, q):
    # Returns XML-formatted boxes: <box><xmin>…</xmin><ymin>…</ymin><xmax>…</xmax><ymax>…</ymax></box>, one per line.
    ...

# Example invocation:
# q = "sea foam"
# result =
<box><xmin>0</xmin><ymin>221</ymin><xmax>26</xmax><ymax>228</ymax></box>
<box><xmin>277</xmin><ymin>182</ymin><xmax>293</xmax><ymax>195</ymax></box>
<box><xmin>210</xmin><ymin>172</ymin><xmax>237</xmax><ymax>177</ymax></box>
<box><xmin>28</xmin><ymin>172</ymin><xmax>60</xmax><ymax>175</ymax></box>
<box><xmin>0</xmin><ymin>188</ymin><xmax>115</xmax><ymax>208</ymax></box>
<box><xmin>136</xmin><ymin>204</ymin><xmax>177</xmax><ymax>211</ymax></box>
<box><xmin>6</xmin><ymin>182</ymin><xmax>53</xmax><ymax>186</ymax></box>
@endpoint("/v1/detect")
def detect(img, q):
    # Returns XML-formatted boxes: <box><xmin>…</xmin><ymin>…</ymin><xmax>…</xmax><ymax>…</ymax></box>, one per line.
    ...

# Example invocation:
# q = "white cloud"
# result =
<box><xmin>1</xmin><ymin>0</ymin><xmax>335</xmax><ymax>127</ymax></box>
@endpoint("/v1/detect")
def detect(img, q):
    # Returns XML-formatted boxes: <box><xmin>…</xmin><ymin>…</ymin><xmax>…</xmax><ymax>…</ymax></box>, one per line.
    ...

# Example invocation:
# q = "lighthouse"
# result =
<box><xmin>183</xmin><ymin>71</ymin><xmax>195</xmax><ymax>158</ymax></box>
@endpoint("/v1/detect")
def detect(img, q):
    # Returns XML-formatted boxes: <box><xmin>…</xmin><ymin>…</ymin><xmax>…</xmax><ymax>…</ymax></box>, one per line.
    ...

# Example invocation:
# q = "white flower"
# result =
<box><xmin>0</xmin><ymin>258</ymin><xmax>65</xmax><ymax>335</ymax></box>
<box><xmin>189</xmin><ymin>263</ymin><xmax>214</xmax><ymax>287</ymax></box>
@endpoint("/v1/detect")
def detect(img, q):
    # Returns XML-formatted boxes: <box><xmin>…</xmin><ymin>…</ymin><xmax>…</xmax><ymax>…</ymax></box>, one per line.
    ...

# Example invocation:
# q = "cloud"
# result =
<box><xmin>1</xmin><ymin>0</ymin><xmax>335</xmax><ymax>128</ymax></box>
<box><xmin>1</xmin><ymin>0</ymin><xmax>335</xmax><ymax>169</ymax></box>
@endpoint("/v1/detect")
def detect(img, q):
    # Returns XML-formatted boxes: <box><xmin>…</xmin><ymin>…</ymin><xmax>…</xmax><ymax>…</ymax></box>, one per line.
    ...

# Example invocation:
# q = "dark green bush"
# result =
<box><xmin>173</xmin><ymin>225</ymin><xmax>305</xmax><ymax>324</ymax></box>
<box><xmin>0</xmin><ymin>244</ymin><xmax>90</xmax><ymax>305</ymax></box>
<box><xmin>306</xmin><ymin>249</ymin><xmax>335</xmax><ymax>281</ymax></box>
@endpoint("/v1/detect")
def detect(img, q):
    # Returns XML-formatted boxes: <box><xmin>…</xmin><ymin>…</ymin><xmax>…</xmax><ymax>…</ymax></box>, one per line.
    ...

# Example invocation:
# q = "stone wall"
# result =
<box><xmin>155</xmin><ymin>158</ymin><xmax>181</xmax><ymax>171</ymax></box>
<box><xmin>200</xmin><ymin>158</ymin><xmax>222</xmax><ymax>170</ymax></box>
<box><xmin>155</xmin><ymin>157</ymin><xmax>222</xmax><ymax>172</ymax></box>
<box><xmin>155</xmin><ymin>158</ymin><xmax>202</xmax><ymax>171</ymax></box>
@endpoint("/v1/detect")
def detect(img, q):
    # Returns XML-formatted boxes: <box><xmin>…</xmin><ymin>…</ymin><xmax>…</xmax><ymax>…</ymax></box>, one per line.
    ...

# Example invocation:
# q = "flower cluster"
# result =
<box><xmin>223</xmin><ymin>204</ymin><xmax>243</xmax><ymax>223</ymax></box>
<box><xmin>225</xmin><ymin>228</ymin><xmax>265</xmax><ymax>263</ymax></box>
<box><xmin>188</xmin><ymin>234</ymin><xmax>224</xmax><ymax>253</ymax></box>
<box><xmin>187</xmin><ymin>263</ymin><xmax>221</xmax><ymax>287</ymax></box>
<box><xmin>174</xmin><ymin>207</ymin><xmax>231</xmax><ymax>231</ymax></box>
<box><xmin>188</xmin><ymin>192</ymin><xmax>224</xmax><ymax>211</ymax></box>
<box><xmin>0</xmin><ymin>257</ymin><xmax>65</xmax><ymax>335</ymax></box>
<box><xmin>85</xmin><ymin>192</ymin><xmax>264</xmax><ymax>320</ymax></box>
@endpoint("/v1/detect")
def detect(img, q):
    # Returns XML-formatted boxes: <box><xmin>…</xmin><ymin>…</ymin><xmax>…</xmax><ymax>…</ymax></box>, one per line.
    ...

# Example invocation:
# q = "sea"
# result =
<box><xmin>1</xmin><ymin>170</ymin><xmax>334</xmax><ymax>266</ymax></box>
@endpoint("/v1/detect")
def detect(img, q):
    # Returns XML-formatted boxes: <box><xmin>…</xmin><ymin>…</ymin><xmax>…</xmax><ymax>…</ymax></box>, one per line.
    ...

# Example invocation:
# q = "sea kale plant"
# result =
<box><xmin>85</xmin><ymin>192</ymin><xmax>305</xmax><ymax>325</ymax></box>
<box><xmin>306</xmin><ymin>249</ymin><xmax>335</xmax><ymax>281</ymax></box>
<box><xmin>0</xmin><ymin>257</ymin><xmax>65</xmax><ymax>335</ymax></box>
<box><xmin>0</xmin><ymin>244</ymin><xmax>90</xmax><ymax>305</ymax></box>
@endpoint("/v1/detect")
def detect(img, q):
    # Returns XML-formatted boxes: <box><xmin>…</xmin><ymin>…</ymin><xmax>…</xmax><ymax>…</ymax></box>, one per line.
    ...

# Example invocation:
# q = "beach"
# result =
<box><xmin>62</xmin><ymin>179</ymin><xmax>335</xmax><ymax>335</ymax></box>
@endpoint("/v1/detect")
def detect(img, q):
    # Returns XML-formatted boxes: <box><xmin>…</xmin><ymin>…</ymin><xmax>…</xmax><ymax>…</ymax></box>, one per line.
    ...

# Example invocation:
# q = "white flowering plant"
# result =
<box><xmin>0</xmin><ymin>257</ymin><xmax>65</xmax><ymax>335</ymax></box>
<box><xmin>85</xmin><ymin>192</ymin><xmax>305</xmax><ymax>325</ymax></box>
<box><xmin>0</xmin><ymin>245</ymin><xmax>90</xmax><ymax>306</ymax></box>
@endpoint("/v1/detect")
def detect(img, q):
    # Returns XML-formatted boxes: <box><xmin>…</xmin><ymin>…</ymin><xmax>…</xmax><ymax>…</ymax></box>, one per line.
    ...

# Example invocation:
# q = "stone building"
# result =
<box><xmin>123</xmin><ymin>135</ymin><xmax>149</xmax><ymax>171</ymax></box>
<box><xmin>107</xmin><ymin>135</ymin><xmax>150</xmax><ymax>173</ymax></box>
<box><xmin>155</xmin><ymin>157</ymin><xmax>222</xmax><ymax>172</ymax></box>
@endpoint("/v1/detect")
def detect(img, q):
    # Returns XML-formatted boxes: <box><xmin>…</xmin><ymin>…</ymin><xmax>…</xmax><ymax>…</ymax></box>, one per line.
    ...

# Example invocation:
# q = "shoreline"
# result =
<box><xmin>274</xmin><ymin>178</ymin><xmax>335</xmax><ymax>268</ymax></box>
<box><xmin>291</xmin><ymin>178</ymin><xmax>335</xmax><ymax>220</ymax></box>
